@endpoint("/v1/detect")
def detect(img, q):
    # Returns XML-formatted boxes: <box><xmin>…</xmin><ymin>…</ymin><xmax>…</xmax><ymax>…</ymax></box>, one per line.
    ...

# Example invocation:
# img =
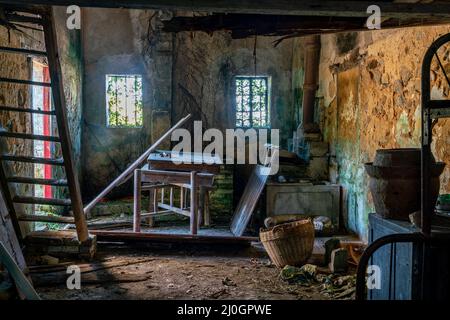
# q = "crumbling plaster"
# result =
<box><xmin>316</xmin><ymin>26</ymin><xmax>450</xmax><ymax>240</ymax></box>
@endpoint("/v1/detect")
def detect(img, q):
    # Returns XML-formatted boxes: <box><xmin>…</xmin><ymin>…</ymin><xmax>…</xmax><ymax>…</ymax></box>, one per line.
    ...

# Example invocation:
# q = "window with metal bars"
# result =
<box><xmin>106</xmin><ymin>75</ymin><xmax>143</xmax><ymax>128</ymax></box>
<box><xmin>235</xmin><ymin>76</ymin><xmax>270</xmax><ymax>128</ymax></box>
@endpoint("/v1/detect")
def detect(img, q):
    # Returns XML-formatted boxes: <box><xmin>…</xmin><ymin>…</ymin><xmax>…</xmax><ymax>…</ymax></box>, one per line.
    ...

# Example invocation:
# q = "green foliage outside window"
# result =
<box><xmin>106</xmin><ymin>75</ymin><xmax>143</xmax><ymax>127</ymax></box>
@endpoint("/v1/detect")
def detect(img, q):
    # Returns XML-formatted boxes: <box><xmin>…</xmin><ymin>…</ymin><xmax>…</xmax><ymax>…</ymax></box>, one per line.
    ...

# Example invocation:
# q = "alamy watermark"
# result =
<box><xmin>66</xmin><ymin>265</ymin><xmax>81</xmax><ymax>290</ymax></box>
<box><xmin>367</xmin><ymin>265</ymin><xmax>381</xmax><ymax>290</ymax></box>
<box><xmin>367</xmin><ymin>5</ymin><xmax>381</xmax><ymax>30</ymax></box>
<box><xmin>170</xmin><ymin>121</ymin><xmax>280</xmax><ymax>175</ymax></box>
<box><xmin>66</xmin><ymin>5</ymin><xmax>81</xmax><ymax>30</ymax></box>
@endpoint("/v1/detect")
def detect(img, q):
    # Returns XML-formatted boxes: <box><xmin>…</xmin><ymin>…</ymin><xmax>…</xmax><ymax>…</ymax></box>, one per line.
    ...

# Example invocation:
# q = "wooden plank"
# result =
<box><xmin>0</xmin><ymin>154</ymin><xmax>64</xmax><ymax>166</ymax></box>
<box><xmin>140</xmin><ymin>167</ymin><xmax>214</xmax><ymax>187</ymax></box>
<box><xmin>0</xmin><ymin>46</ymin><xmax>47</xmax><ymax>56</ymax></box>
<box><xmin>18</xmin><ymin>214</ymin><xmax>74</xmax><ymax>224</ymax></box>
<box><xmin>90</xmin><ymin>230</ymin><xmax>258</xmax><ymax>245</ymax></box>
<box><xmin>133</xmin><ymin>169</ymin><xmax>142</xmax><ymax>232</ymax></box>
<box><xmin>32</xmin><ymin>271</ymin><xmax>151</xmax><ymax>287</ymax></box>
<box><xmin>42</xmin><ymin>8</ymin><xmax>88</xmax><ymax>242</ymax></box>
<box><xmin>0</xmin><ymin>105</ymin><xmax>55</xmax><ymax>115</ymax></box>
<box><xmin>0</xmin><ymin>241</ymin><xmax>40</xmax><ymax>300</ymax></box>
<box><xmin>157</xmin><ymin>202</ymin><xmax>190</xmax><ymax>217</ymax></box>
<box><xmin>190</xmin><ymin>171</ymin><xmax>198</xmax><ymax>235</ymax></box>
<box><xmin>7</xmin><ymin>176</ymin><xmax>68</xmax><ymax>186</ymax></box>
<box><xmin>0</xmin><ymin>184</ymin><xmax>26</xmax><ymax>270</ymax></box>
<box><xmin>148</xmin><ymin>150</ymin><xmax>222</xmax><ymax>174</ymax></box>
<box><xmin>13</xmin><ymin>196</ymin><xmax>71</xmax><ymax>206</ymax></box>
<box><xmin>83</xmin><ymin>114</ymin><xmax>191</xmax><ymax>214</ymax></box>
<box><xmin>0</xmin><ymin>77</ymin><xmax>51</xmax><ymax>87</ymax></box>
<box><xmin>29</xmin><ymin>257</ymin><xmax>155</xmax><ymax>274</ymax></box>
<box><xmin>0</xmin><ymin>130</ymin><xmax>60</xmax><ymax>142</ymax></box>
<box><xmin>1</xmin><ymin>0</ymin><xmax>450</xmax><ymax>19</ymax></box>
<box><xmin>0</xmin><ymin>159</ymin><xmax>22</xmax><ymax>240</ymax></box>
<box><xmin>230</xmin><ymin>165</ymin><xmax>270</xmax><ymax>236</ymax></box>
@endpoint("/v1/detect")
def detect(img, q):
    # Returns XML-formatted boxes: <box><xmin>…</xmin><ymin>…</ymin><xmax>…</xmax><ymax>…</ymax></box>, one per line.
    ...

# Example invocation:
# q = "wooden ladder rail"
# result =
<box><xmin>41</xmin><ymin>8</ymin><xmax>88</xmax><ymax>242</ymax></box>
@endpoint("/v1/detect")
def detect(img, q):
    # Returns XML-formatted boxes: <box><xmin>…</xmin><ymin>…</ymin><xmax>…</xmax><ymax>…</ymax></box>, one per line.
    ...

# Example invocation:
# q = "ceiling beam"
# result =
<box><xmin>1</xmin><ymin>0</ymin><xmax>450</xmax><ymax>19</ymax></box>
<box><xmin>163</xmin><ymin>13</ymin><xmax>450</xmax><ymax>39</ymax></box>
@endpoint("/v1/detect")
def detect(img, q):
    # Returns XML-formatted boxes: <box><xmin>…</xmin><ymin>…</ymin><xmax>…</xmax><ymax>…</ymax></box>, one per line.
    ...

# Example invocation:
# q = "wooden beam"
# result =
<box><xmin>0</xmin><ymin>0</ymin><xmax>449</xmax><ymax>19</ymax></box>
<box><xmin>18</xmin><ymin>214</ymin><xmax>74</xmax><ymax>224</ymax></box>
<box><xmin>42</xmin><ymin>7</ymin><xmax>88</xmax><ymax>242</ymax></box>
<box><xmin>0</xmin><ymin>241</ymin><xmax>41</xmax><ymax>300</ymax></box>
<box><xmin>90</xmin><ymin>229</ymin><xmax>258</xmax><ymax>245</ymax></box>
<box><xmin>163</xmin><ymin>13</ymin><xmax>450</xmax><ymax>39</ymax></box>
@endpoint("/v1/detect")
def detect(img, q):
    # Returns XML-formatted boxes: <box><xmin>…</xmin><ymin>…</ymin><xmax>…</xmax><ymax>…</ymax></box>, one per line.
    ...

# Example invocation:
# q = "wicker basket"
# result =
<box><xmin>260</xmin><ymin>219</ymin><xmax>315</xmax><ymax>268</ymax></box>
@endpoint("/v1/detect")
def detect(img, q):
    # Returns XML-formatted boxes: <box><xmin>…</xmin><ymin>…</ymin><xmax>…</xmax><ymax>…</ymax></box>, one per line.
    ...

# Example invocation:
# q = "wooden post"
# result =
<box><xmin>180</xmin><ymin>186</ymin><xmax>184</xmax><ymax>209</ymax></box>
<box><xmin>198</xmin><ymin>187</ymin><xmax>205</xmax><ymax>227</ymax></box>
<box><xmin>133</xmin><ymin>169</ymin><xmax>142</xmax><ymax>232</ymax></box>
<box><xmin>153</xmin><ymin>188</ymin><xmax>158</xmax><ymax>213</ymax></box>
<box><xmin>190</xmin><ymin>171</ymin><xmax>198</xmax><ymax>235</ymax></box>
<box><xmin>170</xmin><ymin>187</ymin><xmax>173</xmax><ymax>207</ymax></box>
<box><xmin>146</xmin><ymin>189</ymin><xmax>154</xmax><ymax>227</ymax></box>
<box><xmin>204</xmin><ymin>190</ymin><xmax>211</xmax><ymax>227</ymax></box>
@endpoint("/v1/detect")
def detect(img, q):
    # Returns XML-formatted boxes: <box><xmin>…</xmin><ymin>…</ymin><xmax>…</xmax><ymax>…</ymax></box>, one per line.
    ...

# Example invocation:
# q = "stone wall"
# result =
<box><xmin>173</xmin><ymin>29</ymin><xmax>295</xmax><ymax>147</ymax></box>
<box><xmin>315</xmin><ymin>26</ymin><xmax>450</xmax><ymax>240</ymax></box>
<box><xmin>0</xmin><ymin>16</ymin><xmax>45</xmax><ymax>202</ymax></box>
<box><xmin>81</xmin><ymin>8</ymin><xmax>160</xmax><ymax>198</ymax></box>
<box><xmin>0</xmin><ymin>8</ymin><xmax>83</xmax><ymax>220</ymax></box>
<box><xmin>81</xmin><ymin>8</ymin><xmax>297</xmax><ymax>205</ymax></box>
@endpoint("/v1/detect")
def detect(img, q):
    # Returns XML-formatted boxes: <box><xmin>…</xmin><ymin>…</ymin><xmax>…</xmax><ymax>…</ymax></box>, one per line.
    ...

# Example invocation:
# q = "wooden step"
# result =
<box><xmin>13</xmin><ymin>196</ymin><xmax>71</xmax><ymax>206</ymax></box>
<box><xmin>0</xmin><ymin>131</ymin><xmax>59</xmax><ymax>142</ymax></box>
<box><xmin>0</xmin><ymin>105</ymin><xmax>55</xmax><ymax>115</ymax></box>
<box><xmin>0</xmin><ymin>77</ymin><xmax>51</xmax><ymax>87</ymax></box>
<box><xmin>7</xmin><ymin>176</ymin><xmax>68</xmax><ymax>186</ymax></box>
<box><xmin>0</xmin><ymin>46</ymin><xmax>46</xmax><ymax>57</ymax></box>
<box><xmin>18</xmin><ymin>214</ymin><xmax>74</xmax><ymax>224</ymax></box>
<box><xmin>0</xmin><ymin>154</ymin><xmax>64</xmax><ymax>166</ymax></box>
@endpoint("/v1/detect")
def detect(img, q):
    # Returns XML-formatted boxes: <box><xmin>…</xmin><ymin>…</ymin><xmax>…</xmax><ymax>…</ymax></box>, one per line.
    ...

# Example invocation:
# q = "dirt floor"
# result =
<box><xmin>35</xmin><ymin>239</ymin><xmax>357</xmax><ymax>300</ymax></box>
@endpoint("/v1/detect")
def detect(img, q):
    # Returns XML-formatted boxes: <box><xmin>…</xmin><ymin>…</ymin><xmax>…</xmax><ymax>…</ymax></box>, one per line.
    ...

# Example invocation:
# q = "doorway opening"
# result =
<box><xmin>31</xmin><ymin>59</ymin><xmax>52</xmax><ymax>200</ymax></box>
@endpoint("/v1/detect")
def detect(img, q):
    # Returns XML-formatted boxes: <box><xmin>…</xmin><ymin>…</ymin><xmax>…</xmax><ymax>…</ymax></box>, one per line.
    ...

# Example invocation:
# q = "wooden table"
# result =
<box><xmin>133</xmin><ymin>151</ymin><xmax>221</xmax><ymax>235</ymax></box>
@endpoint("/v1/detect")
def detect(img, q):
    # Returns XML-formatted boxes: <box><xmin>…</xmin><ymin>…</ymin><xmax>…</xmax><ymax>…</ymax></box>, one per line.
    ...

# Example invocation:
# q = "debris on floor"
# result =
<box><xmin>280</xmin><ymin>264</ymin><xmax>356</xmax><ymax>300</ymax></box>
<box><xmin>280</xmin><ymin>264</ymin><xmax>317</xmax><ymax>286</ymax></box>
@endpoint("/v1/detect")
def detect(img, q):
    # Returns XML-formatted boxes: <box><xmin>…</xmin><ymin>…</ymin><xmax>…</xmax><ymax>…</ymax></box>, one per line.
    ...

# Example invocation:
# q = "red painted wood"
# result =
<box><xmin>43</xmin><ymin>66</ymin><xmax>52</xmax><ymax>199</ymax></box>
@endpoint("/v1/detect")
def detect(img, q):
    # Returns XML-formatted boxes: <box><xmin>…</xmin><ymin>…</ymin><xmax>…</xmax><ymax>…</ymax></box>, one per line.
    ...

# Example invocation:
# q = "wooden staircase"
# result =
<box><xmin>0</xmin><ymin>6</ymin><xmax>88</xmax><ymax>242</ymax></box>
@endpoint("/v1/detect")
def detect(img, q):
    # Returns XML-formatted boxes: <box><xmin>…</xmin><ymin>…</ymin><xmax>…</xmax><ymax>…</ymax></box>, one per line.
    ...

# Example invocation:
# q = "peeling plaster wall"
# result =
<box><xmin>173</xmin><ymin>31</ymin><xmax>295</xmax><ymax>147</ymax></box>
<box><xmin>316</xmin><ymin>26</ymin><xmax>450</xmax><ymax>240</ymax></box>
<box><xmin>82</xmin><ymin>8</ymin><xmax>160</xmax><ymax>198</ymax></box>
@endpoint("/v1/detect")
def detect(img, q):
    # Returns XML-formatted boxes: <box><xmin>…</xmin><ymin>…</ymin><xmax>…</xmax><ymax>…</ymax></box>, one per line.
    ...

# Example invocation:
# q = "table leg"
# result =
<box><xmin>204</xmin><ymin>190</ymin><xmax>211</xmax><ymax>227</ymax></box>
<box><xmin>190</xmin><ymin>171</ymin><xmax>198</xmax><ymax>235</ymax></box>
<box><xmin>133</xmin><ymin>169</ymin><xmax>142</xmax><ymax>232</ymax></box>
<box><xmin>198</xmin><ymin>187</ymin><xmax>205</xmax><ymax>227</ymax></box>
<box><xmin>146</xmin><ymin>188</ymin><xmax>155</xmax><ymax>227</ymax></box>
